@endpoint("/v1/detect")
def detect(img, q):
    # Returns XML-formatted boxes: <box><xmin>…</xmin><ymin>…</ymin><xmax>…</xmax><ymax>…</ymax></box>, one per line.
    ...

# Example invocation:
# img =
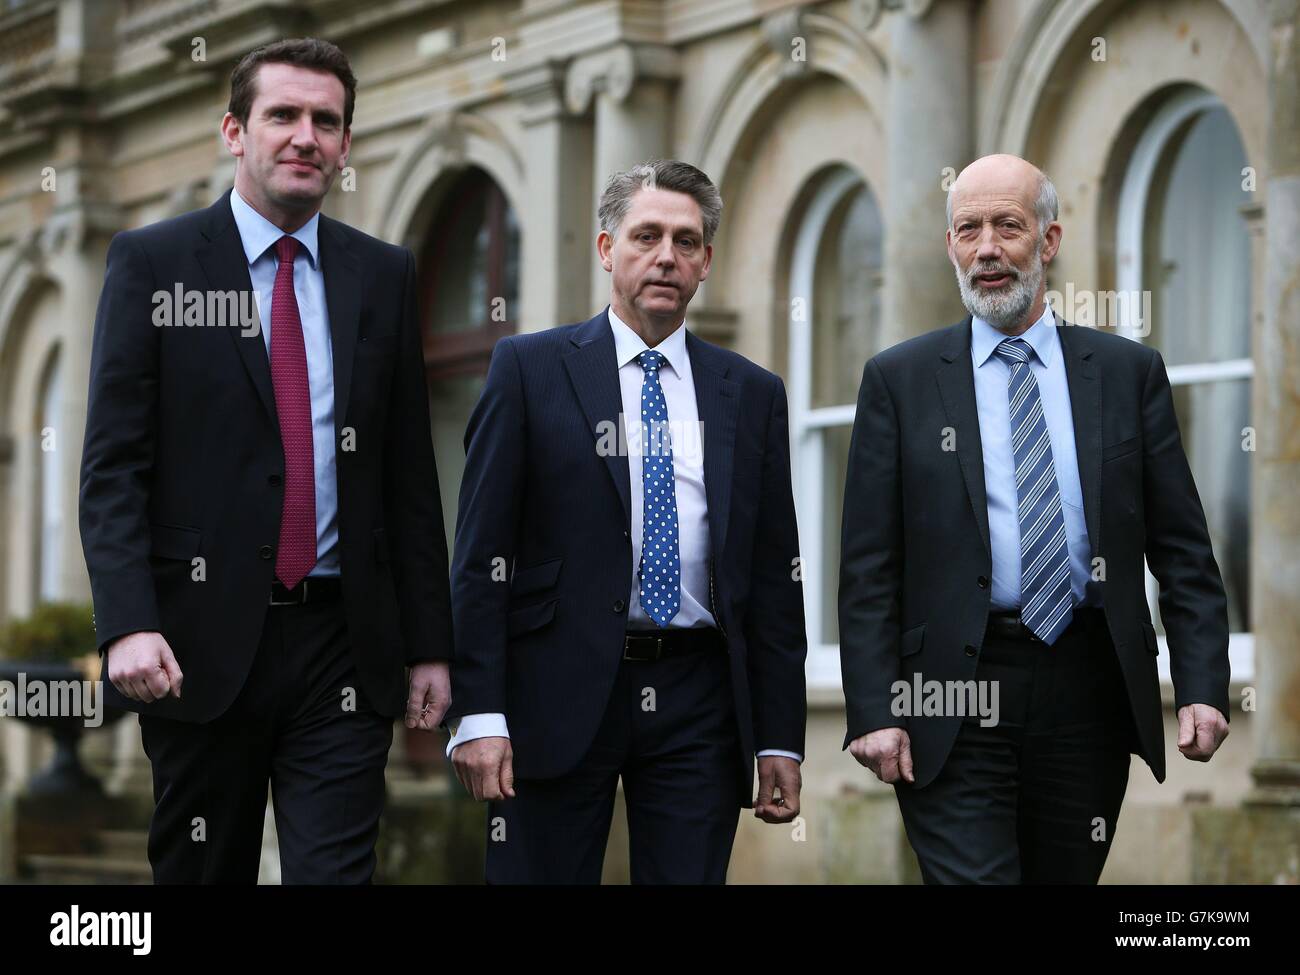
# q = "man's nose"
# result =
<box><xmin>975</xmin><ymin>227</ymin><xmax>1002</xmax><ymax>262</ymax></box>
<box><xmin>654</xmin><ymin>238</ymin><xmax>676</xmax><ymax>266</ymax></box>
<box><xmin>291</xmin><ymin>116</ymin><xmax>318</xmax><ymax>149</ymax></box>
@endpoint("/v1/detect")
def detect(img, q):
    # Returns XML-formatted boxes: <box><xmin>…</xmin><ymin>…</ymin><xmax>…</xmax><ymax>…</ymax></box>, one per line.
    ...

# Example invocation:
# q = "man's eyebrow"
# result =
<box><xmin>628</xmin><ymin>220</ymin><xmax>701</xmax><ymax>237</ymax></box>
<box><xmin>264</xmin><ymin>104</ymin><xmax>343</xmax><ymax>123</ymax></box>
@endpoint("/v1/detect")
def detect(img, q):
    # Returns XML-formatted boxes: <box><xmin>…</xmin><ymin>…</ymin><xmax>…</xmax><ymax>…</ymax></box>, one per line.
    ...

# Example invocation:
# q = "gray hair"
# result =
<box><xmin>598</xmin><ymin>159</ymin><xmax>723</xmax><ymax>247</ymax></box>
<box><xmin>946</xmin><ymin>170</ymin><xmax>1059</xmax><ymax>236</ymax></box>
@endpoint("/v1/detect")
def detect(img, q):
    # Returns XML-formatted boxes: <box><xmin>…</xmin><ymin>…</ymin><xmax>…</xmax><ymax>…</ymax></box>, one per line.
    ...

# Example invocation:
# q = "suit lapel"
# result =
<box><xmin>195</xmin><ymin>191</ymin><xmax>277</xmax><ymax>425</ymax></box>
<box><xmin>563</xmin><ymin>311</ymin><xmax>631</xmax><ymax>526</ymax></box>
<box><xmin>318</xmin><ymin>214</ymin><xmax>360</xmax><ymax>435</ymax></box>
<box><xmin>935</xmin><ymin>317</ymin><xmax>991</xmax><ymax>559</ymax></box>
<box><xmin>1057</xmin><ymin>317</ymin><xmax>1100</xmax><ymax>556</ymax></box>
<box><xmin>686</xmin><ymin>331</ymin><xmax>739</xmax><ymax>561</ymax></box>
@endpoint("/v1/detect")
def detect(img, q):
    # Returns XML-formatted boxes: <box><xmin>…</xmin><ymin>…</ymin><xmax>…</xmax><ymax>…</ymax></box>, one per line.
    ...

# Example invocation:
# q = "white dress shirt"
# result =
<box><xmin>447</xmin><ymin>308</ymin><xmax>802</xmax><ymax>764</ymax></box>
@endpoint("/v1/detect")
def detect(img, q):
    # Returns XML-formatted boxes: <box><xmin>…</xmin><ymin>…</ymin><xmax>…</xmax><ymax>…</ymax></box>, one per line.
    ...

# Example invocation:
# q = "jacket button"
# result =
<box><xmin>613</xmin><ymin>599</ymin><xmax>626</xmax><ymax>613</ymax></box>
<box><xmin>623</xmin><ymin>530</ymin><xmax>630</xmax><ymax>539</ymax></box>
<box><xmin>258</xmin><ymin>545</ymin><xmax>273</xmax><ymax>560</ymax></box>
<box><xmin>964</xmin><ymin>645</ymin><xmax>977</xmax><ymax>657</ymax></box>
<box><xmin>268</xmin><ymin>473</ymin><xmax>282</xmax><ymax>486</ymax></box>
<box><xmin>977</xmin><ymin>576</ymin><xmax>989</xmax><ymax>589</ymax></box>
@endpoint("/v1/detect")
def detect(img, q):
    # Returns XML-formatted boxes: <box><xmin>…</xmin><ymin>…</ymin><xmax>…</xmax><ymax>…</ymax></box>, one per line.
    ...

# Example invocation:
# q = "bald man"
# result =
<box><xmin>838</xmin><ymin>154</ymin><xmax>1230</xmax><ymax>884</ymax></box>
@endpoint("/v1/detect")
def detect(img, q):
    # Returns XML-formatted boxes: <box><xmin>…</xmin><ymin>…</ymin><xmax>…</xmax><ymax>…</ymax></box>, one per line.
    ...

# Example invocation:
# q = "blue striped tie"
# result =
<box><xmin>994</xmin><ymin>337</ymin><xmax>1074</xmax><ymax>645</ymax></box>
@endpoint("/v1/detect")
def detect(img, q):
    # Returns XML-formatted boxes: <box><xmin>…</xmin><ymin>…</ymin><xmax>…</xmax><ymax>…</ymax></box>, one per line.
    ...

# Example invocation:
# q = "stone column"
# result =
<box><xmin>1248</xmin><ymin>0</ymin><xmax>1300</xmax><ymax>808</ymax></box>
<box><xmin>566</xmin><ymin>43</ymin><xmax>678</xmax><ymax>311</ymax></box>
<box><xmin>877</xmin><ymin>0</ymin><xmax>973</xmax><ymax>347</ymax></box>
<box><xmin>506</xmin><ymin>61</ymin><xmax>594</xmax><ymax>332</ymax></box>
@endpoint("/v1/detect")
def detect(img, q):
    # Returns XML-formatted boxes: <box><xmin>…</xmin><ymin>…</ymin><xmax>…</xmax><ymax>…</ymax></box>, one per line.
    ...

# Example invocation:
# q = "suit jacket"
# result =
<box><xmin>839</xmin><ymin>315</ymin><xmax>1230</xmax><ymax>787</ymax></box>
<box><xmin>79</xmin><ymin>190</ymin><xmax>454</xmax><ymax>723</ymax></box>
<box><xmin>448</xmin><ymin>310</ymin><xmax>807</xmax><ymax>801</ymax></box>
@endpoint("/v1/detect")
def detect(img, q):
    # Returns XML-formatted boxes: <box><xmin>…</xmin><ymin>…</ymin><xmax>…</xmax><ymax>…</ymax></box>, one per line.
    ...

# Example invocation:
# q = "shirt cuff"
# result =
<box><xmin>757</xmin><ymin>748</ymin><xmax>804</xmax><ymax>763</ymax></box>
<box><xmin>445</xmin><ymin>712</ymin><xmax>511</xmax><ymax>758</ymax></box>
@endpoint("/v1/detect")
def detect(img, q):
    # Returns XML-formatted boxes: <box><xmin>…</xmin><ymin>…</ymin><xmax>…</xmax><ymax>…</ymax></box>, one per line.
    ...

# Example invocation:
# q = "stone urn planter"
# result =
<box><xmin>0</xmin><ymin>602</ymin><xmax>126</xmax><ymax>797</ymax></box>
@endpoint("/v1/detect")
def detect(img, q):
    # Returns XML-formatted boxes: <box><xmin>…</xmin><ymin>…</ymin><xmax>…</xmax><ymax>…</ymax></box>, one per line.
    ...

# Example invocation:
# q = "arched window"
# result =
<box><xmin>786</xmin><ymin>166</ymin><xmax>885</xmax><ymax>687</ymax></box>
<box><xmin>416</xmin><ymin>167</ymin><xmax>520</xmax><ymax>553</ymax></box>
<box><xmin>35</xmin><ymin>345</ymin><xmax>61</xmax><ymax>602</ymax></box>
<box><xmin>1115</xmin><ymin>88</ymin><xmax>1253</xmax><ymax>678</ymax></box>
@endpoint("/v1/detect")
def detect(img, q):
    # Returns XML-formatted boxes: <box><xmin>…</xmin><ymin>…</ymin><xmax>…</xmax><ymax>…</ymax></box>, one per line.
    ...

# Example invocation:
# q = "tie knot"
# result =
<box><xmin>638</xmin><ymin>349</ymin><xmax>666</xmax><ymax>374</ymax></box>
<box><xmin>994</xmin><ymin>337</ymin><xmax>1031</xmax><ymax>366</ymax></box>
<box><xmin>275</xmin><ymin>235</ymin><xmax>301</xmax><ymax>265</ymax></box>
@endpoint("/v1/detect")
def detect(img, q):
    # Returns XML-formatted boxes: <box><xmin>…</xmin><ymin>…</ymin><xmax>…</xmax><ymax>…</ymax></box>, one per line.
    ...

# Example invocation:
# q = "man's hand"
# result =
<box><xmin>849</xmin><ymin>727</ymin><xmax>914</xmax><ymax>784</ymax></box>
<box><xmin>1177</xmin><ymin>703</ymin><xmax>1228</xmax><ymax>761</ymax></box>
<box><xmin>106</xmin><ymin>631</ymin><xmax>183</xmax><ymax>703</ymax></box>
<box><xmin>451</xmin><ymin>737</ymin><xmax>515</xmax><ymax>801</ymax></box>
<box><xmin>405</xmin><ymin>661</ymin><xmax>451</xmax><ymax>730</ymax></box>
<box><xmin>754</xmin><ymin>755</ymin><xmax>801</xmax><ymax>823</ymax></box>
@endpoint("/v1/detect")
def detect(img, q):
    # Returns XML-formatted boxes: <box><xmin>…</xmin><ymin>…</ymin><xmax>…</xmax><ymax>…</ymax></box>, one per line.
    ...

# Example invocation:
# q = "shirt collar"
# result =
<box><xmin>229</xmin><ymin>186</ymin><xmax>320</xmax><ymax>270</ymax></box>
<box><xmin>971</xmin><ymin>303</ymin><xmax>1058</xmax><ymax>369</ymax></box>
<box><xmin>608</xmin><ymin>305</ymin><xmax>689</xmax><ymax>378</ymax></box>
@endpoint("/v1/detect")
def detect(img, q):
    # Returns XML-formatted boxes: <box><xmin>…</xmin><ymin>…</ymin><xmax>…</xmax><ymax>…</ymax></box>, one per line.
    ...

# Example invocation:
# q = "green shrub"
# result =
<box><xmin>0</xmin><ymin>602</ymin><xmax>97</xmax><ymax>664</ymax></box>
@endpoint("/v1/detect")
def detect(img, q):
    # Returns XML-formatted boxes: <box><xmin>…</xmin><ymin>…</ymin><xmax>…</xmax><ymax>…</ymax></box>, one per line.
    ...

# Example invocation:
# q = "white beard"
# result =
<box><xmin>954</xmin><ymin>240</ymin><xmax>1044</xmax><ymax>331</ymax></box>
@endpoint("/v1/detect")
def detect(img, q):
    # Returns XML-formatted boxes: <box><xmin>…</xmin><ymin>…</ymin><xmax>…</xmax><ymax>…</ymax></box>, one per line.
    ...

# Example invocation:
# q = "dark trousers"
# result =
<box><xmin>895</xmin><ymin>608</ymin><xmax>1137</xmax><ymax>884</ymax></box>
<box><xmin>139</xmin><ymin>598</ymin><xmax>393</xmax><ymax>884</ymax></box>
<box><xmin>485</xmin><ymin>642</ymin><xmax>745</xmax><ymax>884</ymax></box>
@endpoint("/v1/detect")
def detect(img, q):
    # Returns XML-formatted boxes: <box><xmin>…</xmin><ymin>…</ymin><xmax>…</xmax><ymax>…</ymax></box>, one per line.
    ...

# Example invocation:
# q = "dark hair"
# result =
<box><xmin>228</xmin><ymin>38</ymin><xmax>357</xmax><ymax>130</ymax></box>
<box><xmin>598</xmin><ymin>159</ymin><xmax>723</xmax><ymax>246</ymax></box>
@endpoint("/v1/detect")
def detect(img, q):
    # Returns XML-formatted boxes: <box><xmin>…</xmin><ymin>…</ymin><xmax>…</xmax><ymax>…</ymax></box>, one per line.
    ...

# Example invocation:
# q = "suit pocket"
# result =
<box><xmin>900</xmin><ymin>622</ymin><xmax>926</xmax><ymax>658</ymax></box>
<box><xmin>149</xmin><ymin>523</ymin><xmax>201</xmax><ymax>560</ymax></box>
<box><xmin>1102</xmin><ymin>435</ymin><xmax>1140</xmax><ymax>464</ymax></box>
<box><xmin>507</xmin><ymin>598</ymin><xmax>558</xmax><ymax>638</ymax></box>
<box><xmin>510</xmin><ymin>557</ymin><xmax>562</xmax><ymax>596</ymax></box>
<box><xmin>1140</xmin><ymin>619</ymin><xmax>1159</xmax><ymax>655</ymax></box>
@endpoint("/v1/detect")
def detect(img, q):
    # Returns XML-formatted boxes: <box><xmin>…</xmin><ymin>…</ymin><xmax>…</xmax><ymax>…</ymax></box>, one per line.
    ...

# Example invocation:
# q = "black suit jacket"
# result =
<box><xmin>79</xmin><ymin>190</ymin><xmax>453</xmax><ymax>723</ymax></box>
<box><xmin>839</xmin><ymin>316</ymin><xmax>1230</xmax><ymax>787</ymax></box>
<box><xmin>448</xmin><ymin>310</ymin><xmax>807</xmax><ymax>801</ymax></box>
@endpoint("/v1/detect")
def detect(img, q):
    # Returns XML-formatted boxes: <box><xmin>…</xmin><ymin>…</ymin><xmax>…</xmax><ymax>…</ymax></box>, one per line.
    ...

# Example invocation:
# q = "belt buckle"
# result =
<box><xmin>623</xmin><ymin>634</ymin><xmax>663</xmax><ymax>661</ymax></box>
<box><xmin>270</xmin><ymin>580</ymin><xmax>306</xmax><ymax>606</ymax></box>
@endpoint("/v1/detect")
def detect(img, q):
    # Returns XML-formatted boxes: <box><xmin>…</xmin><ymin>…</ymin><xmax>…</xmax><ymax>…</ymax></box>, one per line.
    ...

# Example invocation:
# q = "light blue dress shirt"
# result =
<box><xmin>971</xmin><ymin>306</ymin><xmax>1100</xmax><ymax>611</ymax></box>
<box><xmin>229</xmin><ymin>187</ymin><xmax>339</xmax><ymax>576</ymax></box>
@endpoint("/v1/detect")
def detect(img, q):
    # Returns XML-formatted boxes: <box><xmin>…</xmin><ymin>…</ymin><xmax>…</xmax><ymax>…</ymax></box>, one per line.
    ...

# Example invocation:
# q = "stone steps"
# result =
<box><xmin>20</xmin><ymin>828</ymin><xmax>151</xmax><ymax>884</ymax></box>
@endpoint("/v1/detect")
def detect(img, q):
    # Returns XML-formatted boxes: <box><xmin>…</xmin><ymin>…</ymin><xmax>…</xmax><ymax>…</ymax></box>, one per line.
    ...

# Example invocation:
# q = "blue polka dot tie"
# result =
<box><xmin>636</xmin><ymin>350</ymin><xmax>681</xmax><ymax>627</ymax></box>
<box><xmin>994</xmin><ymin>337</ymin><xmax>1074</xmax><ymax>645</ymax></box>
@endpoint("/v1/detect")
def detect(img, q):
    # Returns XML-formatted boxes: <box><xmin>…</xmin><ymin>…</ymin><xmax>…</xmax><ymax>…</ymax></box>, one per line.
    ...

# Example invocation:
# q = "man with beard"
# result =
<box><xmin>838</xmin><ymin>154</ymin><xmax>1230</xmax><ymax>883</ymax></box>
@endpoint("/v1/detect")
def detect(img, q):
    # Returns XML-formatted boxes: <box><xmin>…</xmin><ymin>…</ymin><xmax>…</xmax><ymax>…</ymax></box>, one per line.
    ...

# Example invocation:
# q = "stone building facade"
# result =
<box><xmin>0</xmin><ymin>0</ymin><xmax>1295</xmax><ymax>882</ymax></box>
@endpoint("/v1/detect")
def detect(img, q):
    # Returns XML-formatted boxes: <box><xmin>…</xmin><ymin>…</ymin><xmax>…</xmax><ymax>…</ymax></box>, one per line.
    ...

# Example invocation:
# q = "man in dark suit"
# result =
<box><xmin>78</xmin><ymin>38</ymin><xmax>453</xmax><ymax>884</ymax></box>
<box><xmin>447</xmin><ymin>160</ymin><xmax>807</xmax><ymax>883</ymax></box>
<box><xmin>839</xmin><ymin>154</ymin><xmax>1231</xmax><ymax>884</ymax></box>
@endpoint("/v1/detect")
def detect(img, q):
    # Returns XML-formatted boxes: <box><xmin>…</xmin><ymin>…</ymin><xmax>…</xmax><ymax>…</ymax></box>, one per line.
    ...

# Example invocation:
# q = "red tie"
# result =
<box><xmin>270</xmin><ymin>235</ymin><xmax>316</xmax><ymax>588</ymax></box>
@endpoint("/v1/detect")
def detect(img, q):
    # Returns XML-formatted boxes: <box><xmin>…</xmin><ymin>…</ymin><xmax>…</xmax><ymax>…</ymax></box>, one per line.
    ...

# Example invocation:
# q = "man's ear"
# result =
<box><xmin>219</xmin><ymin>113</ymin><xmax>244</xmax><ymax>158</ymax></box>
<box><xmin>338</xmin><ymin>127</ymin><xmax>352</xmax><ymax>169</ymax></box>
<box><xmin>1040</xmin><ymin>221</ymin><xmax>1063</xmax><ymax>265</ymax></box>
<box><xmin>596</xmin><ymin>230</ymin><xmax>614</xmax><ymax>272</ymax></box>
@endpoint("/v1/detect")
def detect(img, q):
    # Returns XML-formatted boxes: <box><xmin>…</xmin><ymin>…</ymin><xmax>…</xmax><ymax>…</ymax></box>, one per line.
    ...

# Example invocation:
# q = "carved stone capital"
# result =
<box><xmin>565</xmin><ymin>43</ymin><xmax>679</xmax><ymax>115</ymax></box>
<box><xmin>761</xmin><ymin>6</ymin><xmax>811</xmax><ymax>76</ymax></box>
<box><xmin>850</xmin><ymin>0</ymin><xmax>935</xmax><ymax>32</ymax></box>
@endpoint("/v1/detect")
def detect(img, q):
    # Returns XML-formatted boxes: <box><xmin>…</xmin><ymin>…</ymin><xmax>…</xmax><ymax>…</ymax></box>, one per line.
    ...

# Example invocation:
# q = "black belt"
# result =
<box><xmin>270</xmin><ymin>576</ymin><xmax>343</xmax><ymax>606</ymax></box>
<box><xmin>623</xmin><ymin>628</ymin><xmax>723</xmax><ymax>661</ymax></box>
<box><xmin>986</xmin><ymin>606</ymin><xmax>1105</xmax><ymax>642</ymax></box>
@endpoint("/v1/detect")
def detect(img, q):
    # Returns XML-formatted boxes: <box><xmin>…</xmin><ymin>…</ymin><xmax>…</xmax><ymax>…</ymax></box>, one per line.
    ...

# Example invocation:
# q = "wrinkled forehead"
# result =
<box><xmin>949</xmin><ymin>172</ymin><xmax>1038</xmax><ymax>219</ymax></box>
